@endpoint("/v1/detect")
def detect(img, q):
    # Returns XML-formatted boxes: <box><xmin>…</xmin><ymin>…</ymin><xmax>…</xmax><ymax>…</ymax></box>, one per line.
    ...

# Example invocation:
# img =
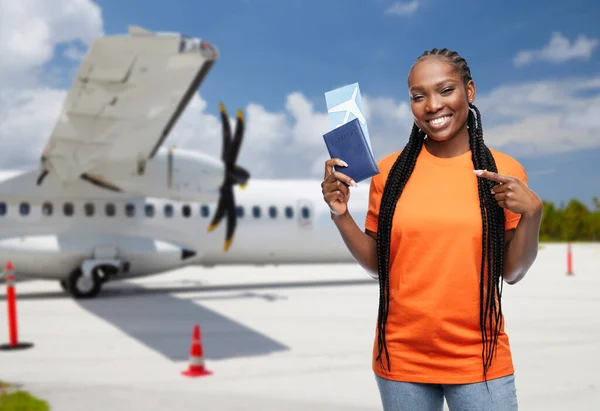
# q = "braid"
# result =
<box><xmin>375</xmin><ymin>123</ymin><xmax>424</xmax><ymax>372</ymax></box>
<box><xmin>376</xmin><ymin>48</ymin><xmax>506</xmax><ymax>381</ymax></box>
<box><xmin>467</xmin><ymin>103</ymin><xmax>506</xmax><ymax>380</ymax></box>
<box><xmin>417</xmin><ymin>48</ymin><xmax>473</xmax><ymax>84</ymax></box>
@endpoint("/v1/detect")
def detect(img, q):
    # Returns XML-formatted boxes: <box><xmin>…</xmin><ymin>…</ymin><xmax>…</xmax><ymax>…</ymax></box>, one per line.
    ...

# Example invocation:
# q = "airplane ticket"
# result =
<box><xmin>324</xmin><ymin>82</ymin><xmax>373</xmax><ymax>155</ymax></box>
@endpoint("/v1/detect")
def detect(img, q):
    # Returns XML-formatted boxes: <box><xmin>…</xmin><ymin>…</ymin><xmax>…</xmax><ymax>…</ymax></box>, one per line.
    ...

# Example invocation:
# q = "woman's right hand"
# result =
<box><xmin>321</xmin><ymin>158</ymin><xmax>357</xmax><ymax>216</ymax></box>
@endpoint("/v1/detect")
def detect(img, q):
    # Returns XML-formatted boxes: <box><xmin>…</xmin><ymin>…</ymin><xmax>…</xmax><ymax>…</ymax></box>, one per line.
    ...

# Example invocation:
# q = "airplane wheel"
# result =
<box><xmin>66</xmin><ymin>268</ymin><xmax>102</xmax><ymax>299</ymax></box>
<box><xmin>59</xmin><ymin>280</ymin><xmax>68</xmax><ymax>292</ymax></box>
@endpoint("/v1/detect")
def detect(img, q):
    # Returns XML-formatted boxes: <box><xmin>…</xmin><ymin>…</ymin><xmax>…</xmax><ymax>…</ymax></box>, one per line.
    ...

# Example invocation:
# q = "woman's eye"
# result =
<box><xmin>411</xmin><ymin>95</ymin><xmax>424</xmax><ymax>101</ymax></box>
<box><xmin>441</xmin><ymin>88</ymin><xmax>454</xmax><ymax>94</ymax></box>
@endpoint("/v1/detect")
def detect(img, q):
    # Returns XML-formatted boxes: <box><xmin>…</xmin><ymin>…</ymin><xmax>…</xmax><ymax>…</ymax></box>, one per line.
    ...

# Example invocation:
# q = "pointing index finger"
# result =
<box><xmin>473</xmin><ymin>169</ymin><xmax>511</xmax><ymax>183</ymax></box>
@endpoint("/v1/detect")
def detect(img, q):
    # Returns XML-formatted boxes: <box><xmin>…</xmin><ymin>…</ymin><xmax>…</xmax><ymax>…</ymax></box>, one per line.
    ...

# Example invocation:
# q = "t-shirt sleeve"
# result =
<box><xmin>504</xmin><ymin>163</ymin><xmax>528</xmax><ymax>231</ymax></box>
<box><xmin>365</xmin><ymin>173</ymin><xmax>384</xmax><ymax>233</ymax></box>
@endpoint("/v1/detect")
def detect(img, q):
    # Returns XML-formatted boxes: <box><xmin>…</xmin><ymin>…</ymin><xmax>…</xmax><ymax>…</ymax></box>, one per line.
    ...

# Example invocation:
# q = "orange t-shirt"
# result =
<box><xmin>364</xmin><ymin>145</ymin><xmax>527</xmax><ymax>384</ymax></box>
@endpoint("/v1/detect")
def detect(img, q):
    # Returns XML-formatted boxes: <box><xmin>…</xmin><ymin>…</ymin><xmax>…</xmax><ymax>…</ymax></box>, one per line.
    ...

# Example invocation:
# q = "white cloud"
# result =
<box><xmin>0</xmin><ymin>88</ymin><xmax>67</xmax><ymax>169</ymax></box>
<box><xmin>476</xmin><ymin>76</ymin><xmax>600</xmax><ymax>156</ymax></box>
<box><xmin>514</xmin><ymin>32</ymin><xmax>599</xmax><ymax>67</ymax></box>
<box><xmin>245</xmin><ymin>103</ymin><xmax>290</xmax><ymax>149</ymax></box>
<box><xmin>0</xmin><ymin>0</ymin><xmax>103</xmax><ymax>82</ymax></box>
<box><xmin>63</xmin><ymin>45</ymin><xmax>87</xmax><ymax>61</ymax></box>
<box><xmin>562</xmin><ymin>102</ymin><xmax>600</xmax><ymax>131</ymax></box>
<box><xmin>163</xmin><ymin>94</ymin><xmax>222</xmax><ymax>156</ymax></box>
<box><xmin>286</xmin><ymin>92</ymin><xmax>331</xmax><ymax>150</ymax></box>
<box><xmin>164</xmin><ymin>91</ymin><xmax>412</xmax><ymax>180</ymax></box>
<box><xmin>385</xmin><ymin>0</ymin><xmax>419</xmax><ymax>16</ymax></box>
<box><xmin>0</xmin><ymin>0</ymin><xmax>104</xmax><ymax>169</ymax></box>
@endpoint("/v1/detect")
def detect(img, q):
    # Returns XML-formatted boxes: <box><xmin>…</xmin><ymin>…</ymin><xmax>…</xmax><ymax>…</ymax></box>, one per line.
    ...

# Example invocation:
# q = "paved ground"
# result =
<box><xmin>0</xmin><ymin>242</ymin><xmax>598</xmax><ymax>410</ymax></box>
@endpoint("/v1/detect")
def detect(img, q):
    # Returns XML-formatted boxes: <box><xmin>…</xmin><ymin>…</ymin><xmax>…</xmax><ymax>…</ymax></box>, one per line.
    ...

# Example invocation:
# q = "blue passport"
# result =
<box><xmin>322</xmin><ymin>117</ymin><xmax>379</xmax><ymax>183</ymax></box>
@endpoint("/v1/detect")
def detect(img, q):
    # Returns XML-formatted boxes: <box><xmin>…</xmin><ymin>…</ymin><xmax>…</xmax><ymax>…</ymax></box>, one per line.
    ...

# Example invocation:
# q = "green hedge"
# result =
<box><xmin>539</xmin><ymin>197</ymin><xmax>600</xmax><ymax>241</ymax></box>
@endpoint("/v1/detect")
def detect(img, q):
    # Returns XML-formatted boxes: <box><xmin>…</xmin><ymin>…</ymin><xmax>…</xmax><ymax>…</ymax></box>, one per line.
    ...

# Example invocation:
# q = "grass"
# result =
<box><xmin>0</xmin><ymin>381</ymin><xmax>50</xmax><ymax>411</ymax></box>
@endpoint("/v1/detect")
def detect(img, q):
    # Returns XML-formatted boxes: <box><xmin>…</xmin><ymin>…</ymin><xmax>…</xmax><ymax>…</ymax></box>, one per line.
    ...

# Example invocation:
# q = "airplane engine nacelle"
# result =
<box><xmin>0</xmin><ymin>234</ymin><xmax>198</xmax><ymax>281</ymax></box>
<box><xmin>160</xmin><ymin>147</ymin><xmax>225</xmax><ymax>201</ymax></box>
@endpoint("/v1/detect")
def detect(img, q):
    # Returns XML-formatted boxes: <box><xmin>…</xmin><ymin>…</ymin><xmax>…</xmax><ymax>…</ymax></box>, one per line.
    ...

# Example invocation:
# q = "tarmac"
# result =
<box><xmin>0</xmin><ymin>242</ymin><xmax>598</xmax><ymax>410</ymax></box>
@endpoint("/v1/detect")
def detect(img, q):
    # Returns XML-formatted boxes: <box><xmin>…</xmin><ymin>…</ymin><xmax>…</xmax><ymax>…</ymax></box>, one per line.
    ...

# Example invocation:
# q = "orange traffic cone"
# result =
<box><xmin>181</xmin><ymin>324</ymin><xmax>212</xmax><ymax>377</ymax></box>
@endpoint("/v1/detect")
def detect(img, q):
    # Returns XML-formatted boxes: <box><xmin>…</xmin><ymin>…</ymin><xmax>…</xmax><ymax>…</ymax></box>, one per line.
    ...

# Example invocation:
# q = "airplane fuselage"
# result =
<box><xmin>0</xmin><ymin>166</ymin><xmax>368</xmax><ymax>290</ymax></box>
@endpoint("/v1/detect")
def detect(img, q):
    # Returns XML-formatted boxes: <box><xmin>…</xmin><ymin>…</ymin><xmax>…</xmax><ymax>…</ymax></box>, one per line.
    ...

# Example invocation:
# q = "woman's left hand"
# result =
<box><xmin>474</xmin><ymin>169</ymin><xmax>543</xmax><ymax>218</ymax></box>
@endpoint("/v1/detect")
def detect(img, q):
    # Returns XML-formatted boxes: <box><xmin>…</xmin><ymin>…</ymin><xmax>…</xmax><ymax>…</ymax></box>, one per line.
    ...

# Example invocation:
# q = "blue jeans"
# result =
<box><xmin>375</xmin><ymin>374</ymin><xmax>518</xmax><ymax>411</ymax></box>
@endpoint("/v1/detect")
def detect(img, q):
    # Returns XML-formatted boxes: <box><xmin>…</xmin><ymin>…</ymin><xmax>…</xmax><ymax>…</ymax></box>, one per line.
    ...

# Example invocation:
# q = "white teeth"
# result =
<box><xmin>430</xmin><ymin>116</ymin><xmax>450</xmax><ymax>126</ymax></box>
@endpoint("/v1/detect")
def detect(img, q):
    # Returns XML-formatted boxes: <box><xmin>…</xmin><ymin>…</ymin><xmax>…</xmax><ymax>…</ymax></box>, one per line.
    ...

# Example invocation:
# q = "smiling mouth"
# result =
<box><xmin>427</xmin><ymin>115</ymin><xmax>452</xmax><ymax>128</ymax></box>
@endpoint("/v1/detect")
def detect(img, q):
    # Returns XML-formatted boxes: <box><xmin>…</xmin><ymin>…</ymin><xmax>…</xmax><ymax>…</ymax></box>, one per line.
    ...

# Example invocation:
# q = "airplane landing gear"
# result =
<box><xmin>66</xmin><ymin>268</ymin><xmax>102</xmax><ymax>299</ymax></box>
<box><xmin>62</xmin><ymin>259</ymin><xmax>121</xmax><ymax>299</ymax></box>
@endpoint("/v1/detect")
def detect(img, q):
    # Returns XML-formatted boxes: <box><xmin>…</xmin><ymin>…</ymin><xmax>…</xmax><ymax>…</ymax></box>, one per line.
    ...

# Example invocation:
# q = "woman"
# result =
<box><xmin>320</xmin><ymin>48</ymin><xmax>543</xmax><ymax>410</ymax></box>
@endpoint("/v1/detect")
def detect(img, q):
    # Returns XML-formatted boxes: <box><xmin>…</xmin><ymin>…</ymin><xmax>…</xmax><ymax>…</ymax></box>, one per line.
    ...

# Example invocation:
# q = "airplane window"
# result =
<box><xmin>84</xmin><ymin>203</ymin><xmax>95</xmax><ymax>217</ymax></box>
<box><xmin>42</xmin><ymin>202</ymin><xmax>52</xmax><ymax>216</ymax></box>
<box><xmin>125</xmin><ymin>203</ymin><xmax>135</xmax><ymax>217</ymax></box>
<box><xmin>145</xmin><ymin>204</ymin><xmax>155</xmax><ymax>217</ymax></box>
<box><xmin>301</xmin><ymin>206</ymin><xmax>310</xmax><ymax>219</ymax></box>
<box><xmin>105</xmin><ymin>203</ymin><xmax>116</xmax><ymax>217</ymax></box>
<box><xmin>236</xmin><ymin>206</ymin><xmax>244</xmax><ymax>218</ymax></box>
<box><xmin>19</xmin><ymin>202</ymin><xmax>30</xmax><ymax>216</ymax></box>
<box><xmin>285</xmin><ymin>206</ymin><xmax>293</xmax><ymax>219</ymax></box>
<box><xmin>252</xmin><ymin>206</ymin><xmax>261</xmax><ymax>218</ymax></box>
<box><xmin>164</xmin><ymin>204</ymin><xmax>174</xmax><ymax>218</ymax></box>
<box><xmin>64</xmin><ymin>202</ymin><xmax>74</xmax><ymax>216</ymax></box>
<box><xmin>269</xmin><ymin>206</ymin><xmax>277</xmax><ymax>219</ymax></box>
<box><xmin>0</xmin><ymin>202</ymin><xmax>5</xmax><ymax>216</ymax></box>
<box><xmin>182</xmin><ymin>204</ymin><xmax>191</xmax><ymax>218</ymax></box>
<box><xmin>200</xmin><ymin>205</ymin><xmax>209</xmax><ymax>218</ymax></box>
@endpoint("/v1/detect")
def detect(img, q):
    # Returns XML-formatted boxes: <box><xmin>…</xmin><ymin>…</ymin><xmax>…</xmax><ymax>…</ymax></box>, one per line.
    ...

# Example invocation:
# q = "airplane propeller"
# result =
<box><xmin>207</xmin><ymin>102</ymin><xmax>250</xmax><ymax>251</ymax></box>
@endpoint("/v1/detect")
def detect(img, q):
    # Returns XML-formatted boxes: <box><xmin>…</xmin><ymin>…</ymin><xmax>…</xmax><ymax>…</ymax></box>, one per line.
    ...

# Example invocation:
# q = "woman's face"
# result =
<box><xmin>408</xmin><ymin>57</ymin><xmax>475</xmax><ymax>143</ymax></box>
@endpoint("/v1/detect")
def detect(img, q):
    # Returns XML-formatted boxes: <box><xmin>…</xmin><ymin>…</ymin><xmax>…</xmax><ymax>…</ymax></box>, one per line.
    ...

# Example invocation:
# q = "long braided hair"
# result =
<box><xmin>375</xmin><ymin>48</ymin><xmax>506</xmax><ymax>380</ymax></box>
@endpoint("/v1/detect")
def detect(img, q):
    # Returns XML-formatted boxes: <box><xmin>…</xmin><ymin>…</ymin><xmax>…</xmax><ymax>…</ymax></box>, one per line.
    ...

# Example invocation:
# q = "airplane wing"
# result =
<box><xmin>39</xmin><ymin>26</ymin><xmax>219</xmax><ymax>183</ymax></box>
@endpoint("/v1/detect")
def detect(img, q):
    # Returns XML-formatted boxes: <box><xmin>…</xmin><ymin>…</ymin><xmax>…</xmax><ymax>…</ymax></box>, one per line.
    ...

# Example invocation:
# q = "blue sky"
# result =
<box><xmin>0</xmin><ymin>0</ymin><xmax>599</xmax><ymax>208</ymax></box>
<box><xmin>89</xmin><ymin>0</ymin><xmax>600</xmax><ymax>113</ymax></box>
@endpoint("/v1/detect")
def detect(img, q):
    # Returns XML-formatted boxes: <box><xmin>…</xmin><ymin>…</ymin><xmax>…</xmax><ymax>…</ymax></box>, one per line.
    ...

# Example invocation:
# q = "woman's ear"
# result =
<box><xmin>467</xmin><ymin>80</ymin><xmax>476</xmax><ymax>103</ymax></box>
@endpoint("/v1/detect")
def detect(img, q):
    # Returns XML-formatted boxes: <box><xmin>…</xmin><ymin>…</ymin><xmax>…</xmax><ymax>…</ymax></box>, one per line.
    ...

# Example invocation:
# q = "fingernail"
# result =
<box><xmin>473</xmin><ymin>170</ymin><xmax>483</xmax><ymax>176</ymax></box>
<box><xmin>351</xmin><ymin>180</ymin><xmax>357</xmax><ymax>187</ymax></box>
<box><xmin>340</xmin><ymin>160</ymin><xmax>348</xmax><ymax>167</ymax></box>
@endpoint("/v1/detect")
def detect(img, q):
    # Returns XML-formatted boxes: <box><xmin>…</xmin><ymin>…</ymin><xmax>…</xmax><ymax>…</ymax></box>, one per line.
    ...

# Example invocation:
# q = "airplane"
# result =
<box><xmin>0</xmin><ymin>26</ymin><xmax>370</xmax><ymax>299</ymax></box>
<box><xmin>327</xmin><ymin>85</ymin><xmax>366</xmax><ymax>129</ymax></box>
